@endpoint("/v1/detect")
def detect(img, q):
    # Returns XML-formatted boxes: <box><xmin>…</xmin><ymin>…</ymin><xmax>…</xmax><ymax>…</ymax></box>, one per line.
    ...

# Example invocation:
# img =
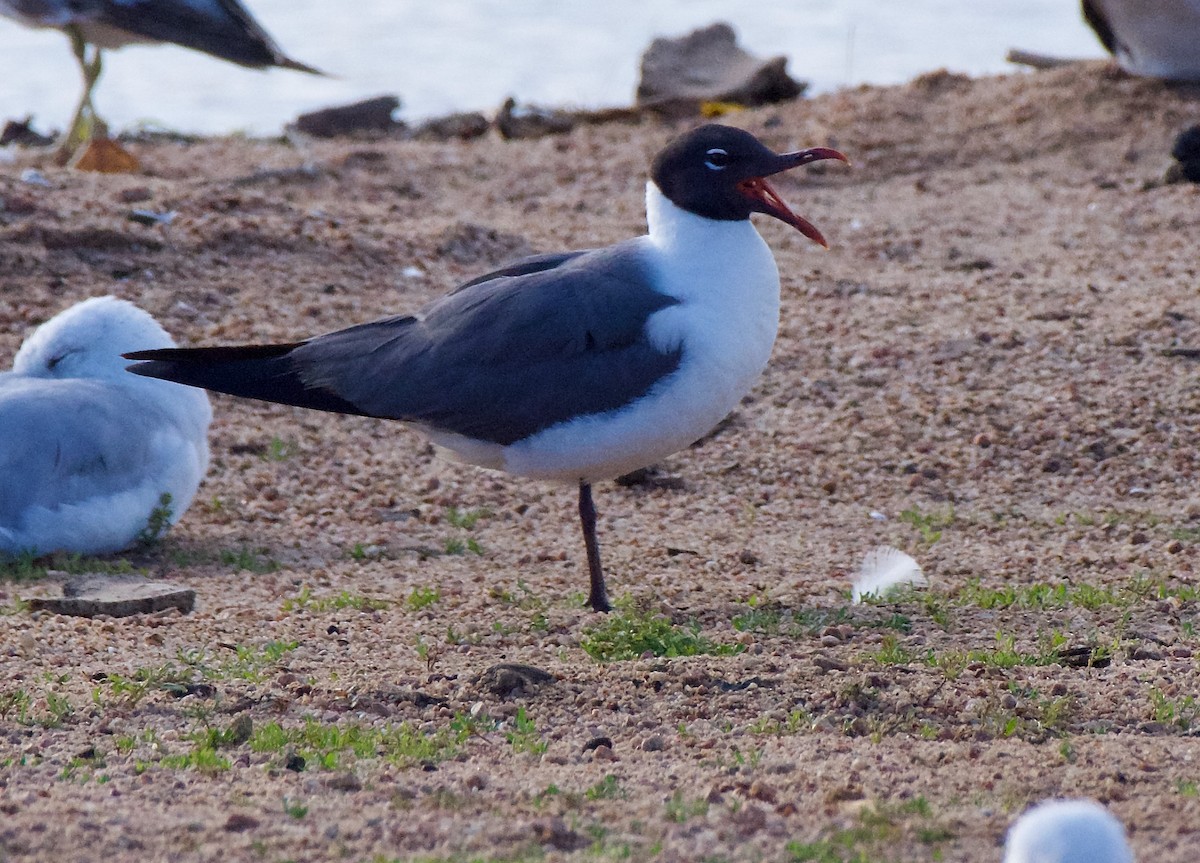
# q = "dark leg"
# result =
<box><xmin>578</xmin><ymin>482</ymin><xmax>611</xmax><ymax>613</ymax></box>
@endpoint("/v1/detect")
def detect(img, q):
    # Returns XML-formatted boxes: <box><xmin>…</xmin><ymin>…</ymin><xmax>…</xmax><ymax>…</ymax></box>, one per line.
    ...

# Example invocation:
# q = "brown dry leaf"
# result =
<box><xmin>71</xmin><ymin>136</ymin><xmax>141</xmax><ymax>173</ymax></box>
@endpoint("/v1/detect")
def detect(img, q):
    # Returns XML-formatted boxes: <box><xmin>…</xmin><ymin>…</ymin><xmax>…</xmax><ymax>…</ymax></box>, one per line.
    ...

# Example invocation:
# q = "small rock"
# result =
<box><xmin>414</xmin><ymin>111</ymin><xmax>490</xmax><ymax>141</ymax></box>
<box><xmin>117</xmin><ymin>187</ymin><xmax>153</xmax><ymax>204</ymax></box>
<box><xmin>476</xmin><ymin>663</ymin><xmax>556</xmax><ymax>698</ymax></box>
<box><xmin>496</xmin><ymin>97</ymin><xmax>575</xmax><ymax>140</ymax></box>
<box><xmin>589</xmin><ymin>744</ymin><xmax>616</xmax><ymax>762</ymax></box>
<box><xmin>731</xmin><ymin>803</ymin><xmax>768</xmax><ymax>837</ymax></box>
<box><xmin>637</xmin><ymin>22</ymin><xmax>805</xmax><ymax>111</ymax></box>
<box><xmin>529</xmin><ymin>817</ymin><xmax>590</xmax><ymax>851</ymax></box>
<box><xmin>641</xmin><ymin>735</ymin><xmax>666</xmax><ymax>752</ymax></box>
<box><xmin>0</xmin><ymin>116</ymin><xmax>53</xmax><ymax>147</ymax></box>
<box><xmin>813</xmin><ymin>655</ymin><xmax>848</xmax><ymax>673</ymax></box>
<box><xmin>1169</xmin><ymin>124</ymin><xmax>1200</xmax><ymax>183</ymax></box>
<box><xmin>747</xmin><ymin>780</ymin><xmax>778</xmax><ymax>804</ymax></box>
<box><xmin>222</xmin><ymin>715</ymin><xmax>253</xmax><ymax>747</ymax></box>
<box><xmin>223</xmin><ymin>813</ymin><xmax>259</xmax><ymax>832</ymax></box>
<box><xmin>324</xmin><ymin>771</ymin><xmax>362</xmax><ymax>792</ymax></box>
<box><xmin>293</xmin><ymin>95</ymin><xmax>404</xmax><ymax>138</ymax></box>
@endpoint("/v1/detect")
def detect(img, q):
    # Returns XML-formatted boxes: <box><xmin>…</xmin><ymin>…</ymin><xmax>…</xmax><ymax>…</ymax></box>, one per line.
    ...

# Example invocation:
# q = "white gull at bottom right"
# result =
<box><xmin>1003</xmin><ymin>798</ymin><xmax>1133</xmax><ymax>863</ymax></box>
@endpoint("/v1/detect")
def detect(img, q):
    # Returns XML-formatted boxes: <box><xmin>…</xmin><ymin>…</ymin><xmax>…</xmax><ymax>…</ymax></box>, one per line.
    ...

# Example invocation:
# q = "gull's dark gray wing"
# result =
<box><xmin>1082</xmin><ymin>0</ymin><xmax>1118</xmax><ymax>54</ymax></box>
<box><xmin>92</xmin><ymin>0</ymin><xmax>320</xmax><ymax>71</ymax></box>
<box><xmin>128</xmin><ymin>240</ymin><xmax>682</xmax><ymax>446</ymax></box>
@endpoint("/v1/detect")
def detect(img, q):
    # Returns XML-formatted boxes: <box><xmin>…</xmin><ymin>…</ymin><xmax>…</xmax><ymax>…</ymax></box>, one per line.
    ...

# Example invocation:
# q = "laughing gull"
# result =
<box><xmin>1082</xmin><ymin>0</ymin><xmax>1200</xmax><ymax>80</ymax></box>
<box><xmin>0</xmin><ymin>0</ymin><xmax>320</xmax><ymax>155</ymax></box>
<box><xmin>1003</xmin><ymin>799</ymin><xmax>1134</xmax><ymax>863</ymax></box>
<box><xmin>1</xmin><ymin>296</ymin><xmax>211</xmax><ymax>557</ymax></box>
<box><xmin>126</xmin><ymin>124</ymin><xmax>849</xmax><ymax>611</ymax></box>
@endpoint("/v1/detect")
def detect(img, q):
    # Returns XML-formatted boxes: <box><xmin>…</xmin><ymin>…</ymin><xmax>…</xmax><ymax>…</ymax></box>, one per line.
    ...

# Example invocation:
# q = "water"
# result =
<box><xmin>0</xmin><ymin>0</ymin><xmax>1107</xmax><ymax>137</ymax></box>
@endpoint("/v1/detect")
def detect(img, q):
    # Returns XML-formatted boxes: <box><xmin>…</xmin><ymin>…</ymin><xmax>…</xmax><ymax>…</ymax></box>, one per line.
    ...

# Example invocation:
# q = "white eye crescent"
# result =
<box><xmin>704</xmin><ymin>148</ymin><xmax>730</xmax><ymax>170</ymax></box>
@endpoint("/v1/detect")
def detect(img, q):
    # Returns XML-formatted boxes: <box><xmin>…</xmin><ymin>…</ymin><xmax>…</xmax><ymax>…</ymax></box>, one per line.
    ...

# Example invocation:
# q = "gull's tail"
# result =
<box><xmin>124</xmin><ymin>344</ymin><xmax>363</xmax><ymax>415</ymax></box>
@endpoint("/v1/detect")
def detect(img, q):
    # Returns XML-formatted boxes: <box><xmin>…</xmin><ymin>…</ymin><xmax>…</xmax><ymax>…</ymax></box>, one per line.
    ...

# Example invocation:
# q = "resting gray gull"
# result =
<box><xmin>126</xmin><ymin>124</ymin><xmax>849</xmax><ymax>611</ymax></box>
<box><xmin>1</xmin><ymin>296</ymin><xmax>211</xmax><ymax>557</ymax></box>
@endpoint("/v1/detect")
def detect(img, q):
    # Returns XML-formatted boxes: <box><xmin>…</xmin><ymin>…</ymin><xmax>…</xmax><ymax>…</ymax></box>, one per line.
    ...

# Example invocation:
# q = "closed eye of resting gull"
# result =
<box><xmin>0</xmin><ymin>296</ymin><xmax>212</xmax><ymax>557</ymax></box>
<box><xmin>1003</xmin><ymin>799</ymin><xmax>1134</xmax><ymax>863</ymax></box>
<box><xmin>851</xmin><ymin>545</ymin><xmax>926</xmax><ymax>604</ymax></box>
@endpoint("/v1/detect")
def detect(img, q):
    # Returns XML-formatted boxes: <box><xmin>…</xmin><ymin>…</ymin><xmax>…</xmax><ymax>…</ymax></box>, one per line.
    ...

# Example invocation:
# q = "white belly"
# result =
<box><xmin>430</xmin><ymin>186</ymin><xmax>783</xmax><ymax>484</ymax></box>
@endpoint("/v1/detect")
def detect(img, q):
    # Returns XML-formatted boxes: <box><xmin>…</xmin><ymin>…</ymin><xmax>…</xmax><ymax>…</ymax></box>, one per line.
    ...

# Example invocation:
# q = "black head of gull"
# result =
<box><xmin>651</xmin><ymin>124</ymin><xmax>848</xmax><ymax>246</ymax></box>
<box><xmin>0</xmin><ymin>0</ymin><xmax>320</xmax><ymax>159</ymax></box>
<box><xmin>125</xmin><ymin>124</ymin><xmax>849</xmax><ymax>613</ymax></box>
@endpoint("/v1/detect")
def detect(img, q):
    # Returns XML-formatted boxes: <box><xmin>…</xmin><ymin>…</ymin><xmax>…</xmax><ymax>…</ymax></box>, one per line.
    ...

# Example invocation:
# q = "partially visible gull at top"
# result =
<box><xmin>0</xmin><ymin>0</ymin><xmax>321</xmax><ymax>158</ymax></box>
<box><xmin>1082</xmin><ymin>0</ymin><xmax>1200</xmax><ymax>80</ymax></box>
<box><xmin>127</xmin><ymin>123</ymin><xmax>850</xmax><ymax>613</ymax></box>
<box><xmin>0</xmin><ymin>296</ymin><xmax>212</xmax><ymax>558</ymax></box>
<box><xmin>1003</xmin><ymin>798</ymin><xmax>1134</xmax><ymax>863</ymax></box>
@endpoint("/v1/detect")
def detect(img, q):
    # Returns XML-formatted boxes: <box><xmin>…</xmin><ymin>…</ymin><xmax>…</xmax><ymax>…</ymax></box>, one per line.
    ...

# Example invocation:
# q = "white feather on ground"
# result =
<box><xmin>851</xmin><ymin>545</ymin><xmax>927</xmax><ymax>603</ymax></box>
<box><xmin>0</xmin><ymin>297</ymin><xmax>212</xmax><ymax>557</ymax></box>
<box><xmin>1003</xmin><ymin>798</ymin><xmax>1134</xmax><ymax>863</ymax></box>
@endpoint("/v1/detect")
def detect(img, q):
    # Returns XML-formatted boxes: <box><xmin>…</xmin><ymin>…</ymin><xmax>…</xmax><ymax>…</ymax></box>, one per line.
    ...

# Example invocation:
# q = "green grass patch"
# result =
<box><xmin>137</xmin><ymin>493</ymin><xmax>175</xmax><ymax>546</ymax></box>
<box><xmin>406</xmin><ymin>585</ymin><xmax>441</xmax><ymax>610</ymax></box>
<box><xmin>1150</xmin><ymin>688</ymin><xmax>1199</xmax><ymax>730</ymax></box>
<box><xmin>898</xmin><ymin>507</ymin><xmax>954</xmax><ymax>545</ymax></box>
<box><xmin>582</xmin><ymin>604</ymin><xmax>744</xmax><ymax>662</ymax></box>
<box><xmin>176</xmin><ymin>640</ymin><xmax>297</xmax><ymax>683</ymax></box>
<box><xmin>281</xmin><ymin>586</ymin><xmax>390</xmax><ymax>613</ymax></box>
<box><xmin>265</xmin><ymin>436</ymin><xmax>299</xmax><ymax>461</ymax></box>
<box><xmin>219</xmin><ymin>546</ymin><xmax>279</xmax><ymax>574</ymax></box>
<box><xmin>584</xmin><ymin>774</ymin><xmax>625</xmax><ymax>800</ymax></box>
<box><xmin>0</xmin><ymin>686</ymin><xmax>73</xmax><ymax>727</ymax></box>
<box><xmin>0</xmin><ymin>551</ymin><xmax>141</xmax><ymax>582</ymax></box>
<box><xmin>786</xmin><ymin>797</ymin><xmax>950</xmax><ymax>862</ymax></box>
<box><xmin>92</xmin><ymin>662</ymin><xmax>197</xmax><ymax>709</ymax></box>
<box><xmin>506</xmin><ymin>707</ymin><xmax>548</xmax><ymax>755</ymax></box>
<box><xmin>250</xmin><ymin>717</ymin><xmax>470</xmax><ymax>769</ymax></box>
<box><xmin>665</xmin><ymin>790</ymin><xmax>709</xmax><ymax>823</ymax></box>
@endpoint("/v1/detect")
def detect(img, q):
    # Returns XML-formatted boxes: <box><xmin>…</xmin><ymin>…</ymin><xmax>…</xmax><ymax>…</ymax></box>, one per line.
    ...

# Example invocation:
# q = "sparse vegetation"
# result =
<box><xmin>505</xmin><ymin>707</ymin><xmax>548</xmax><ymax>755</ymax></box>
<box><xmin>281</xmin><ymin>586</ymin><xmax>390</xmax><ymax>613</ymax></box>
<box><xmin>248</xmin><ymin>717</ymin><xmax>470</xmax><ymax>769</ymax></box>
<box><xmin>582</xmin><ymin>603</ymin><xmax>744</xmax><ymax>662</ymax></box>
<box><xmin>137</xmin><ymin>492</ymin><xmax>175</xmax><ymax>545</ymax></box>
<box><xmin>0</xmin><ymin>551</ymin><xmax>140</xmax><ymax>582</ymax></box>
<box><xmin>265</xmin><ymin>436</ymin><xmax>300</xmax><ymax>461</ymax></box>
<box><xmin>786</xmin><ymin>798</ymin><xmax>950</xmax><ymax>862</ymax></box>
<box><xmin>898</xmin><ymin>507</ymin><xmax>954</xmax><ymax>545</ymax></box>
<box><xmin>219</xmin><ymin>546</ymin><xmax>279</xmax><ymax>573</ymax></box>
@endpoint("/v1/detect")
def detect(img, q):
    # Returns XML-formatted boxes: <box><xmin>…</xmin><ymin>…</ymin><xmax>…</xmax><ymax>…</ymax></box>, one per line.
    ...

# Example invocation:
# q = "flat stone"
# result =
<box><xmin>28</xmin><ymin>575</ymin><xmax>194</xmax><ymax>618</ymax></box>
<box><xmin>476</xmin><ymin>663</ymin><xmax>556</xmax><ymax>698</ymax></box>
<box><xmin>637</xmin><ymin>22</ymin><xmax>806</xmax><ymax>110</ymax></box>
<box><xmin>293</xmin><ymin>95</ymin><xmax>404</xmax><ymax>138</ymax></box>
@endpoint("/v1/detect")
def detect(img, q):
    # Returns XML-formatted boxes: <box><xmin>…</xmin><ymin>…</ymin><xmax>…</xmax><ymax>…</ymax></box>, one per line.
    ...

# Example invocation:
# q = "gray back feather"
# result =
<box><xmin>295</xmin><ymin>241</ymin><xmax>681</xmax><ymax>445</ymax></box>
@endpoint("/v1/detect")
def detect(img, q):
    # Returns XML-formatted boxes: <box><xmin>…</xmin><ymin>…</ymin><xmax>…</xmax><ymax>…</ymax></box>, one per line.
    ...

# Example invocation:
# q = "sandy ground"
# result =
<box><xmin>2</xmin><ymin>62</ymin><xmax>1200</xmax><ymax>862</ymax></box>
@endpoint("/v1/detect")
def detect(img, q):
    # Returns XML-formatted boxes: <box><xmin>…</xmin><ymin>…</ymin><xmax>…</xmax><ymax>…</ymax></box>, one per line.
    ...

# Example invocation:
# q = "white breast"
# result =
<box><xmin>497</xmin><ymin>183</ymin><xmax>781</xmax><ymax>482</ymax></box>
